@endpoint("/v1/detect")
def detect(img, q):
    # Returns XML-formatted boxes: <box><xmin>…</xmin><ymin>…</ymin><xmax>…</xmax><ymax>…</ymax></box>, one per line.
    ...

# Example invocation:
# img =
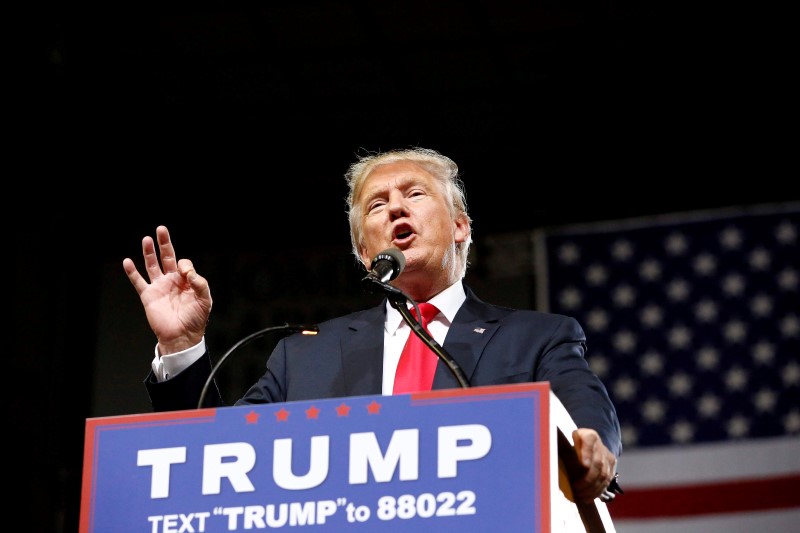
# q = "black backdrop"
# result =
<box><xmin>16</xmin><ymin>2</ymin><xmax>792</xmax><ymax>532</ymax></box>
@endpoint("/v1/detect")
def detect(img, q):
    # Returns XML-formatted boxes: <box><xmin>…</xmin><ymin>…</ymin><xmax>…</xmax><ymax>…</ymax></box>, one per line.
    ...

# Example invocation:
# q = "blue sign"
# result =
<box><xmin>81</xmin><ymin>383</ymin><xmax>552</xmax><ymax>532</ymax></box>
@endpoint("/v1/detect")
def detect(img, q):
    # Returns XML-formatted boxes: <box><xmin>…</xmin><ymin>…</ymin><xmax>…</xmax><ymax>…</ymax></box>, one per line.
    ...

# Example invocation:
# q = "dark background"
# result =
<box><xmin>17</xmin><ymin>2</ymin><xmax>793</xmax><ymax>532</ymax></box>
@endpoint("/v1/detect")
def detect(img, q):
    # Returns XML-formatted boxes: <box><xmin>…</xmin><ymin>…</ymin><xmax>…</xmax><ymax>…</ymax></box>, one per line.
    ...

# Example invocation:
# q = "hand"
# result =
<box><xmin>569</xmin><ymin>428</ymin><xmax>618</xmax><ymax>503</ymax></box>
<box><xmin>122</xmin><ymin>225</ymin><xmax>212</xmax><ymax>355</ymax></box>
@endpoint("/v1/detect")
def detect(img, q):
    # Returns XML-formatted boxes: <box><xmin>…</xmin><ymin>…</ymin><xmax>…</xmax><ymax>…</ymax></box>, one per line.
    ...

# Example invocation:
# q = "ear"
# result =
<box><xmin>358</xmin><ymin>245</ymin><xmax>372</xmax><ymax>271</ymax></box>
<box><xmin>453</xmin><ymin>213</ymin><xmax>470</xmax><ymax>244</ymax></box>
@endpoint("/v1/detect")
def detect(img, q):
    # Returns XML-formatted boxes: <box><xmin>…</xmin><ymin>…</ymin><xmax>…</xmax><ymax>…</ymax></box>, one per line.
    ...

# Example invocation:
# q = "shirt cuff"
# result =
<box><xmin>150</xmin><ymin>337</ymin><xmax>206</xmax><ymax>382</ymax></box>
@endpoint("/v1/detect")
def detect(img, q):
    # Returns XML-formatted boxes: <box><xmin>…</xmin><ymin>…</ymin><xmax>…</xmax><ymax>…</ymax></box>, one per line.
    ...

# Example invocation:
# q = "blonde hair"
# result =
<box><xmin>344</xmin><ymin>147</ymin><xmax>473</xmax><ymax>277</ymax></box>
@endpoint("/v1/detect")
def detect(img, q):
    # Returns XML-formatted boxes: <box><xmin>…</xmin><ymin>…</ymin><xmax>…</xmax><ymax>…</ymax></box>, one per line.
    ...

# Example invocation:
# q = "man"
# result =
<box><xmin>123</xmin><ymin>147</ymin><xmax>621</xmax><ymax>503</ymax></box>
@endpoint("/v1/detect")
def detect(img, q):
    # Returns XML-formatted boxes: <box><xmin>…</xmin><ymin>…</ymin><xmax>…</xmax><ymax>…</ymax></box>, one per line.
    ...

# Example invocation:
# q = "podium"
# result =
<box><xmin>80</xmin><ymin>382</ymin><xmax>615</xmax><ymax>532</ymax></box>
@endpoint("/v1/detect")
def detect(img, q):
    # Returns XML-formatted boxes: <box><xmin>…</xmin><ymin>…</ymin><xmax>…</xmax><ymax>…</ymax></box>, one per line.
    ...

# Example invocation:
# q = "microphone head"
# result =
<box><xmin>372</xmin><ymin>248</ymin><xmax>406</xmax><ymax>281</ymax></box>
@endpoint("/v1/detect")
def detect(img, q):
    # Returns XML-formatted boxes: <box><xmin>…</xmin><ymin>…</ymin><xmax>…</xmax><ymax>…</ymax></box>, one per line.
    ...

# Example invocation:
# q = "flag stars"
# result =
<box><xmin>612</xmin><ymin>330</ymin><xmax>637</xmax><ymax>353</ymax></box>
<box><xmin>639</xmin><ymin>304</ymin><xmax>664</xmax><ymax>328</ymax></box>
<box><xmin>719</xmin><ymin>226</ymin><xmax>743</xmax><ymax>250</ymax></box>
<box><xmin>245</xmin><ymin>410</ymin><xmax>260</xmax><ymax>424</ymax></box>
<box><xmin>640</xmin><ymin>351</ymin><xmax>664</xmax><ymax>376</ymax></box>
<box><xmin>336</xmin><ymin>403</ymin><xmax>351</xmax><ymax>417</ymax></box>
<box><xmin>721</xmin><ymin>273</ymin><xmax>746</xmax><ymax>297</ymax></box>
<box><xmin>726</xmin><ymin>415</ymin><xmax>750</xmax><ymax>438</ymax></box>
<box><xmin>558</xmin><ymin>287</ymin><xmax>582</xmax><ymax>310</ymax></box>
<box><xmin>667</xmin><ymin>372</ymin><xmax>693</xmax><ymax>397</ymax></box>
<box><xmin>367</xmin><ymin>401</ymin><xmax>382</xmax><ymax>414</ymax></box>
<box><xmin>612</xmin><ymin>284</ymin><xmax>636</xmax><ymax>307</ymax></box>
<box><xmin>621</xmin><ymin>425</ymin><xmax>639</xmax><ymax>447</ymax></box>
<box><xmin>694</xmin><ymin>299</ymin><xmax>718</xmax><ymax>322</ymax></box>
<box><xmin>782</xmin><ymin>361</ymin><xmax>800</xmax><ymax>386</ymax></box>
<box><xmin>557</xmin><ymin>242</ymin><xmax>581</xmax><ymax>265</ymax></box>
<box><xmin>724</xmin><ymin>366</ymin><xmax>748</xmax><ymax>391</ymax></box>
<box><xmin>664</xmin><ymin>232</ymin><xmax>689</xmax><ymax>256</ymax></box>
<box><xmin>751</xmin><ymin>341</ymin><xmax>775</xmax><ymax>365</ymax></box>
<box><xmin>669</xmin><ymin>420</ymin><xmax>694</xmax><ymax>443</ymax></box>
<box><xmin>586</xmin><ymin>308</ymin><xmax>610</xmax><ymax>332</ymax></box>
<box><xmin>585</xmin><ymin>264</ymin><xmax>608</xmax><ymax>286</ymax></box>
<box><xmin>639</xmin><ymin>259</ymin><xmax>662</xmax><ymax>282</ymax></box>
<box><xmin>612</xmin><ymin>376</ymin><xmax>637</xmax><ymax>401</ymax></box>
<box><xmin>666</xmin><ymin>278</ymin><xmax>690</xmax><ymax>302</ymax></box>
<box><xmin>779</xmin><ymin>314</ymin><xmax>800</xmax><ymax>337</ymax></box>
<box><xmin>611</xmin><ymin>239</ymin><xmax>634</xmax><ymax>261</ymax></box>
<box><xmin>753</xmin><ymin>389</ymin><xmax>777</xmax><ymax>412</ymax></box>
<box><xmin>693</xmin><ymin>253</ymin><xmax>717</xmax><ymax>276</ymax></box>
<box><xmin>750</xmin><ymin>294</ymin><xmax>773</xmax><ymax>317</ymax></box>
<box><xmin>775</xmin><ymin>220</ymin><xmax>797</xmax><ymax>244</ymax></box>
<box><xmin>305</xmin><ymin>406</ymin><xmax>320</xmax><ymax>419</ymax></box>
<box><xmin>748</xmin><ymin>247</ymin><xmax>771</xmax><ymax>271</ymax></box>
<box><xmin>642</xmin><ymin>398</ymin><xmax>667</xmax><ymax>423</ymax></box>
<box><xmin>667</xmin><ymin>324</ymin><xmax>692</xmax><ymax>350</ymax></box>
<box><xmin>588</xmin><ymin>353</ymin><xmax>610</xmax><ymax>378</ymax></box>
<box><xmin>275</xmin><ymin>408</ymin><xmax>290</xmax><ymax>422</ymax></box>
<box><xmin>778</xmin><ymin>267</ymin><xmax>798</xmax><ymax>291</ymax></box>
<box><xmin>697</xmin><ymin>393</ymin><xmax>721</xmax><ymax>418</ymax></box>
<box><xmin>723</xmin><ymin>319</ymin><xmax>747</xmax><ymax>343</ymax></box>
<box><xmin>784</xmin><ymin>410</ymin><xmax>800</xmax><ymax>433</ymax></box>
<box><xmin>696</xmin><ymin>347</ymin><xmax>720</xmax><ymax>370</ymax></box>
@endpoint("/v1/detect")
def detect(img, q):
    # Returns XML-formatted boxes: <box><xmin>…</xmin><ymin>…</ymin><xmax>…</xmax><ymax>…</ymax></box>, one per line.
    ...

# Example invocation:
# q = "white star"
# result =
<box><xmin>642</xmin><ymin>398</ymin><xmax>667</xmax><ymax>423</ymax></box>
<box><xmin>640</xmin><ymin>351</ymin><xmax>664</xmax><ymax>376</ymax></box>
<box><xmin>750</xmin><ymin>293</ymin><xmax>773</xmax><ymax>317</ymax></box>
<box><xmin>668</xmin><ymin>371</ymin><xmax>693</xmax><ymax>397</ymax></box>
<box><xmin>723</xmin><ymin>319</ymin><xmax>748</xmax><ymax>344</ymax></box>
<box><xmin>613</xmin><ymin>376</ymin><xmax>637</xmax><ymax>401</ymax></box>
<box><xmin>722</xmin><ymin>273</ymin><xmax>746</xmax><ymax>297</ymax></box>
<box><xmin>784</xmin><ymin>410</ymin><xmax>800</xmax><ymax>433</ymax></box>
<box><xmin>775</xmin><ymin>220</ymin><xmax>797</xmax><ymax>245</ymax></box>
<box><xmin>667</xmin><ymin>324</ymin><xmax>692</xmax><ymax>350</ymax></box>
<box><xmin>670</xmin><ymin>420</ymin><xmax>695</xmax><ymax>443</ymax></box>
<box><xmin>639</xmin><ymin>259</ymin><xmax>662</xmax><ymax>282</ymax></box>
<box><xmin>666</xmin><ymin>278</ymin><xmax>690</xmax><ymax>302</ymax></box>
<box><xmin>748</xmin><ymin>247</ymin><xmax>771</xmax><ymax>271</ymax></box>
<box><xmin>693</xmin><ymin>253</ymin><xmax>717</xmax><ymax>276</ymax></box>
<box><xmin>639</xmin><ymin>304</ymin><xmax>664</xmax><ymax>328</ymax></box>
<box><xmin>585</xmin><ymin>263</ymin><xmax>608</xmax><ymax>286</ymax></box>
<box><xmin>612</xmin><ymin>283</ymin><xmax>636</xmax><ymax>307</ymax></box>
<box><xmin>694</xmin><ymin>299</ymin><xmax>719</xmax><ymax>322</ymax></box>
<box><xmin>697</xmin><ymin>393</ymin><xmax>721</xmax><ymax>418</ymax></box>
<box><xmin>779</xmin><ymin>313</ymin><xmax>800</xmax><ymax>337</ymax></box>
<box><xmin>612</xmin><ymin>330</ymin><xmax>637</xmax><ymax>353</ymax></box>
<box><xmin>611</xmin><ymin>239</ymin><xmax>634</xmax><ymax>261</ymax></box>
<box><xmin>727</xmin><ymin>415</ymin><xmax>750</xmax><ymax>438</ymax></box>
<box><xmin>588</xmin><ymin>353</ymin><xmax>610</xmax><ymax>379</ymax></box>
<box><xmin>719</xmin><ymin>226</ymin><xmax>743</xmax><ymax>250</ymax></box>
<box><xmin>558</xmin><ymin>242</ymin><xmax>581</xmax><ymax>265</ymax></box>
<box><xmin>586</xmin><ymin>308</ymin><xmax>610</xmax><ymax>332</ymax></box>
<box><xmin>558</xmin><ymin>287</ymin><xmax>582</xmax><ymax>310</ymax></box>
<box><xmin>753</xmin><ymin>389</ymin><xmax>777</xmax><ymax>412</ymax></box>
<box><xmin>621</xmin><ymin>424</ymin><xmax>639</xmax><ymax>447</ymax></box>
<box><xmin>783</xmin><ymin>360</ymin><xmax>800</xmax><ymax>386</ymax></box>
<box><xmin>778</xmin><ymin>267</ymin><xmax>799</xmax><ymax>291</ymax></box>
<box><xmin>724</xmin><ymin>366</ymin><xmax>748</xmax><ymax>391</ymax></box>
<box><xmin>665</xmin><ymin>232</ymin><xmax>689</xmax><ymax>255</ymax></box>
<box><xmin>751</xmin><ymin>341</ymin><xmax>776</xmax><ymax>365</ymax></box>
<box><xmin>696</xmin><ymin>346</ymin><xmax>720</xmax><ymax>370</ymax></box>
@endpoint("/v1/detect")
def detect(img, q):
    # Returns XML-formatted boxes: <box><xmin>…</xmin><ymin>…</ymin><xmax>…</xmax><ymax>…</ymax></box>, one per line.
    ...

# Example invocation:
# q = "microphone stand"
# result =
<box><xmin>197</xmin><ymin>323</ymin><xmax>319</xmax><ymax>409</ymax></box>
<box><xmin>367</xmin><ymin>279</ymin><xmax>470</xmax><ymax>389</ymax></box>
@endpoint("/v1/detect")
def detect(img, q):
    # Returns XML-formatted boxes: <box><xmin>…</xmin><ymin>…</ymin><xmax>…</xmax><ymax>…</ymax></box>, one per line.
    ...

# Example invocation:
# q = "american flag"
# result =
<box><xmin>534</xmin><ymin>203</ymin><xmax>800</xmax><ymax>532</ymax></box>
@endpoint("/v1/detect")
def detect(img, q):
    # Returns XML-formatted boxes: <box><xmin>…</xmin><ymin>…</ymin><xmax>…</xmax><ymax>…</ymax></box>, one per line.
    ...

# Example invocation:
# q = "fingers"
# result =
<box><xmin>122</xmin><ymin>257</ymin><xmax>148</xmax><ymax>295</ymax></box>
<box><xmin>122</xmin><ymin>226</ymin><xmax>180</xmax><ymax>293</ymax></box>
<box><xmin>156</xmin><ymin>225</ymin><xmax>178</xmax><ymax>274</ymax></box>
<box><xmin>571</xmin><ymin>428</ymin><xmax>617</xmax><ymax>502</ymax></box>
<box><xmin>178</xmin><ymin>258</ymin><xmax>212</xmax><ymax>303</ymax></box>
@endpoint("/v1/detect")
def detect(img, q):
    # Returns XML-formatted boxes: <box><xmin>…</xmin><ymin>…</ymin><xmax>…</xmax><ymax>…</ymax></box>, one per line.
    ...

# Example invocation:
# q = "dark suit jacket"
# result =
<box><xmin>146</xmin><ymin>283</ymin><xmax>622</xmax><ymax>455</ymax></box>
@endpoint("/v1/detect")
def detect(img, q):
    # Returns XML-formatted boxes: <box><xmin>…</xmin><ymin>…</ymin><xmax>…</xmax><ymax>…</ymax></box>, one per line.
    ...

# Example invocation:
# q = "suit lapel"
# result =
<box><xmin>340</xmin><ymin>304</ymin><xmax>386</xmax><ymax>397</ymax></box>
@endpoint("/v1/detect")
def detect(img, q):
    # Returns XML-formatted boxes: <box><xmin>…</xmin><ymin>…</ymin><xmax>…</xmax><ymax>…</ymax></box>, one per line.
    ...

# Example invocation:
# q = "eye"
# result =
<box><xmin>367</xmin><ymin>200</ymin><xmax>386</xmax><ymax>213</ymax></box>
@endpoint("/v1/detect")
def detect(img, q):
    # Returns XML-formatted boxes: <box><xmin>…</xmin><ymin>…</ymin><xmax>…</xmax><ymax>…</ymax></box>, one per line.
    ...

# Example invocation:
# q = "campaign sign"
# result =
<box><xmin>80</xmin><ymin>383</ymin><xmax>552</xmax><ymax>533</ymax></box>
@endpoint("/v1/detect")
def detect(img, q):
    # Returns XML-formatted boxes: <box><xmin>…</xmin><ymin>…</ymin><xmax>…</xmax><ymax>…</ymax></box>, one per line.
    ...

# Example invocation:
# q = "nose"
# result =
<box><xmin>387</xmin><ymin>190</ymin><xmax>408</xmax><ymax>220</ymax></box>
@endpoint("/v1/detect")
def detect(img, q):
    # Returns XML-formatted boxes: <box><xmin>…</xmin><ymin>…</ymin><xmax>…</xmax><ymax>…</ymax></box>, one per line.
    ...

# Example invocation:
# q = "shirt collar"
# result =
<box><xmin>385</xmin><ymin>280</ymin><xmax>466</xmax><ymax>335</ymax></box>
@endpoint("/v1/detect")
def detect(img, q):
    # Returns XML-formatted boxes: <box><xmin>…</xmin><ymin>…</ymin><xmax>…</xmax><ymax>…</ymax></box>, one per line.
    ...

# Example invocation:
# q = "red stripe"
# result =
<box><xmin>607</xmin><ymin>473</ymin><xmax>800</xmax><ymax>519</ymax></box>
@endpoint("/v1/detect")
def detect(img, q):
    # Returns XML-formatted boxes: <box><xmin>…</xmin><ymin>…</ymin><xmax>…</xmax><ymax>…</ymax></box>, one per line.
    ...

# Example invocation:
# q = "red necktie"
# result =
<box><xmin>393</xmin><ymin>302</ymin><xmax>440</xmax><ymax>394</ymax></box>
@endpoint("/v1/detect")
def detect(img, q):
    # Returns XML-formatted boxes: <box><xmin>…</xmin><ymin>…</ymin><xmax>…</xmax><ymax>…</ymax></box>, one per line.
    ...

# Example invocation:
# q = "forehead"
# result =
<box><xmin>361</xmin><ymin>160</ymin><xmax>435</xmax><ymax>193</ymax></box>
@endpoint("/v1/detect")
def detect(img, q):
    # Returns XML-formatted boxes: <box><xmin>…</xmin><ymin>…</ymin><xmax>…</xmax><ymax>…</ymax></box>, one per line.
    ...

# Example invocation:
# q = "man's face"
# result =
<box><xmin>356</xmin><ymin>160</ymin><xmax>468</xmax><ymax>282</ymax></box>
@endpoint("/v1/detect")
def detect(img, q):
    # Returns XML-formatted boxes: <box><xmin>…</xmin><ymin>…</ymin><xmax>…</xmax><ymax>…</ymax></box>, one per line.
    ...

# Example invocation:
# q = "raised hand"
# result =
<box><xmin>122</xmin><ymin>225</ymin><xmax>213</xmax><ymax>355</ymax></box>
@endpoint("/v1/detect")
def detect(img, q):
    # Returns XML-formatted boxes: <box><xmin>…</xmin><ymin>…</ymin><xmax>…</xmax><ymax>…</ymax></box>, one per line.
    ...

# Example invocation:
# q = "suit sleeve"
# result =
<box><xmin>144</xmin><ymin>352</ymin><xmax>225</xmax><ymax>411</ymax></box>
<box><xmin>536</xmin><ymin>315</ymin><xmax>623</xmax><ymax>456</ymax></box>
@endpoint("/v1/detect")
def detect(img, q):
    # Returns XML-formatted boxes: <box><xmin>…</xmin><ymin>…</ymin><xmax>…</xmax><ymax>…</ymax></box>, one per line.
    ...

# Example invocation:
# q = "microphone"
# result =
<box><xmin>197</xmin><ymin>323</ymin><xmax>319</xmax><ymax>409</ymax></box>
<box><xmin>361</xmin><ymin>248</ymin><xmax>406</xmax><ymax>292</ymax></box>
